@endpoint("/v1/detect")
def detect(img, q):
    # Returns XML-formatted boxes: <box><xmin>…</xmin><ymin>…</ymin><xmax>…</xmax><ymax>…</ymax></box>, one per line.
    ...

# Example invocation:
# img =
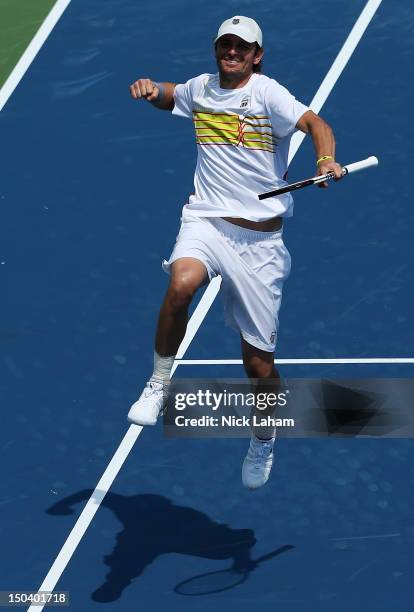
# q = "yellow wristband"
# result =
<box><xmin>317</xmin><ymin>155</ymin><xmax>334</xmax><ymax>165</ymax></box>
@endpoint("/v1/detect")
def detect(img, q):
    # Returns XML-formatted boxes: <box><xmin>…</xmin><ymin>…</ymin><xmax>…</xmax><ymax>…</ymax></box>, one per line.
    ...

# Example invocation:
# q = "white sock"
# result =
<box><xmin>150</xmin><ymin>351</ymin><xmax>175</xmax><ymax>385</ymax></box>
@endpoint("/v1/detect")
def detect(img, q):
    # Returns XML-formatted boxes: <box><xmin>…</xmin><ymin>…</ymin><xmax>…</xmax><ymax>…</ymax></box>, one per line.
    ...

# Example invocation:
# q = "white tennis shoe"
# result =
<box><xmin>242</xmin><ymin>435</ymin><xmax>275</xmax><ymax>489</ymax></box>
<box><xmin>127</xmin><ymin>379</ymin><xmax>168</xmax><ymax>426</ymax></box>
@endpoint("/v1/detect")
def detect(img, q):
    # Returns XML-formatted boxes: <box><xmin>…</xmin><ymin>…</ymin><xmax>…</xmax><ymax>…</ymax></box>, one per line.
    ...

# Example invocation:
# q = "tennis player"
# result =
<box><xmin>127</xmin><ymin>16</ymin><xmax>343</xmax><ymax>488</ymax></box>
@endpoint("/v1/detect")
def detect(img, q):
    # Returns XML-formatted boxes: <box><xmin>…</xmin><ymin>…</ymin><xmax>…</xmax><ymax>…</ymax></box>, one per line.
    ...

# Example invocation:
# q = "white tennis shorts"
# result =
<box><xmin>162</xmin><ymin>209</ymin><xmax>291</xmax><ymax>352</ymax></box>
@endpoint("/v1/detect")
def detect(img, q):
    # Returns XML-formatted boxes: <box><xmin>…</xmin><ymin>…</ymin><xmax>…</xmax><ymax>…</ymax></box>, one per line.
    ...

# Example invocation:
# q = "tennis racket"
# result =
<box><xmin>174</xmin><ymin>544</ymin><xmax>294</xmax><ymax>596</ymax></box>
<box><xmin>258</xmin><ymin>155</ymin><xmax>378</xmax><ymax>200</ymax></box>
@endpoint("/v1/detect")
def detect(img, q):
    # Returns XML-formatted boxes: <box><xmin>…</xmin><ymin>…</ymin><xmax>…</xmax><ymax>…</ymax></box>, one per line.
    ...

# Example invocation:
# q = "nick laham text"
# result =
<box><xmin>174</xmin><ymin>416</ymin><xmax>295</xmax><ymax>428</ymax></box>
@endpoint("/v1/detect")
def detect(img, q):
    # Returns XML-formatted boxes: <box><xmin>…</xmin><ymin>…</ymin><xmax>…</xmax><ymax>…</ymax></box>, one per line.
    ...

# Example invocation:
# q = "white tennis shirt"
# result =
<box><xmin>172</xmin><ymin>72</ymin><xmax>309</xmax><ymax>221</ymax></box>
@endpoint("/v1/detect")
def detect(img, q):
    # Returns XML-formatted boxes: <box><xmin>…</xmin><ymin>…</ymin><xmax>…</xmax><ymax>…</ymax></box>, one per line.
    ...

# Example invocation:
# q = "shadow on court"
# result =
<box><xmin>47</xmin><ymin>490</ymin><xmax>291</xmax><ymax>602</ymax></box>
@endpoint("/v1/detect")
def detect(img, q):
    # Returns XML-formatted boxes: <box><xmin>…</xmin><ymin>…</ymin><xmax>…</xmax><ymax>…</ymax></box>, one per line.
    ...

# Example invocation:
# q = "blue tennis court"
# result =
<box><xmin>1</xmin><ymin>0</ymin><xmax>413</xmax><ymax>609</ymax></box>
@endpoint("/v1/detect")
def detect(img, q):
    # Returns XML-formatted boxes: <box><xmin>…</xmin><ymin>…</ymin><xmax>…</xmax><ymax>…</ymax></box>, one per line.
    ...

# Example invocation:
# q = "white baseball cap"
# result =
<box><xmin>215</xmin><ymin>16</ymin><xmax>263</xmax><ymax>47</ymax></box>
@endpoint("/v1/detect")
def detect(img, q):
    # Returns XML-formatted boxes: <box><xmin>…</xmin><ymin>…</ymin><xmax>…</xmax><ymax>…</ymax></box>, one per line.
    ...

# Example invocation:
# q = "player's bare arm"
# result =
<box><xmin>129</xmin><ymin>78</ymin><xmax>176</xmax><ymax>111</ymax></box>
<box><xmin>296</xmin><ymin>110</ymin><xmax>343</xmax><ymax>186</ymax></box>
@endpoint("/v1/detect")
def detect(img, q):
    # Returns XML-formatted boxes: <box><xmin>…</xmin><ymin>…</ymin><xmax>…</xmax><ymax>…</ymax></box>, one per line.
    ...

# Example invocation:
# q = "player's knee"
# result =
<box><xmin>243</xmin><ymin>355</ymin><xmax>275</xmax><ymax>378</ymax></box>
<box><xmin>167</xmin><ymin>278</ymin><xmax>198</xmax><ymax>311</ymax></box>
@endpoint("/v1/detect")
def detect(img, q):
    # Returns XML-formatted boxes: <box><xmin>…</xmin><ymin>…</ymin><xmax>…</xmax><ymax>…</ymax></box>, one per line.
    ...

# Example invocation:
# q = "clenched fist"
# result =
<box><xmin>129</xmin><ymin>78</ymin><xmax>159</xmax><ymax>102</ymax></box>
<box><xmin>317</xmin><ymin>159</ymin><xmax>343</xmax><ymax>188</ymax></box>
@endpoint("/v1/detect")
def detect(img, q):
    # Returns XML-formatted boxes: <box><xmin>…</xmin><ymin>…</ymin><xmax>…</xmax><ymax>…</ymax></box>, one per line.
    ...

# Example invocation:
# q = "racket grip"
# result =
<box><xmin>342</xmin><ymin>156</ymin><xmax>378</xmax><ymax>175</ymax></box>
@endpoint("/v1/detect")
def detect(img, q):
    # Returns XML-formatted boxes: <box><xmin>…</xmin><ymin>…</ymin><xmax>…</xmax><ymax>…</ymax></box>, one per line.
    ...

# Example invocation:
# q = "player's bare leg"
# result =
<box><xmin>241</xmin><ymin>338</ymin><xmax>279</xmax><ymax>488</ymax></box>
<box><xmin>241</xmin><ymin>339</ymin><xmax>279</xmax><ymax>379</ymax></box>
<box><xmin>128</xmin><ymin>258</ymin><xmax>208</xmax><ymax>425</ymax></box>
<box><xmin>155</xmin><ymin>258</ymin><xmax>208</xmax><ymax>356</ymax></box>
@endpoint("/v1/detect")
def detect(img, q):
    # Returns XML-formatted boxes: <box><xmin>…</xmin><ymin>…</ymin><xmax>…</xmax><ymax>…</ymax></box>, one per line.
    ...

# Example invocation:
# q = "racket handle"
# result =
<box><xmin>316</xmin><ymin>156</ymin><xmax>379</xmax><ymax>183</ymax></box>
<box><xmin>314</xmin><ymin>171</ymin><xmax>335</xmax><ymax>184</ymax></box>
<box><xmin>342</xmin><ymin>155</ymin><xmax>378</xmax><ymax>175</ymax></box>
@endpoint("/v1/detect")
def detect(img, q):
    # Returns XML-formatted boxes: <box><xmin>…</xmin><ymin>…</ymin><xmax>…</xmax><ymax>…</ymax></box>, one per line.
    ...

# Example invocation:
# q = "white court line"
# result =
<box><xmin>27</xmin><ymin>427</ymin><xmax>143</xmax><ymax>611</ymax></box>
<box><xmin>27</xmin><ymin>2</ymin><xmax>383</xmax><ymax>609</ymax></box>
<box><xmin>0</xmin><ymin>0</ymin><xmax>71</xmax><ymax>112</ymax></box>
<box><xmin>174</xmin><ymin>358</ymin><xmax>414</xmax><ymax>366</ymax></box>
<box><xmin>288</xmin><ymin>0</ymin><xmax>383</xmax><ymax>162</ymax></box>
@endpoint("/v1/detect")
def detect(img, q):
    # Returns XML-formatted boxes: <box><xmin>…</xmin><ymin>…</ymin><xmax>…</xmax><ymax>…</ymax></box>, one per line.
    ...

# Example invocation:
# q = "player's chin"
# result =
<box><xmin>219</xmin><ymin>67</ymin><xmax>245</xmax><ymax>80</ymax></box>
<box><xmin>219</xmin><ymin>60</ymin><xmax>243</xmax><ymax>74</ymax></box>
